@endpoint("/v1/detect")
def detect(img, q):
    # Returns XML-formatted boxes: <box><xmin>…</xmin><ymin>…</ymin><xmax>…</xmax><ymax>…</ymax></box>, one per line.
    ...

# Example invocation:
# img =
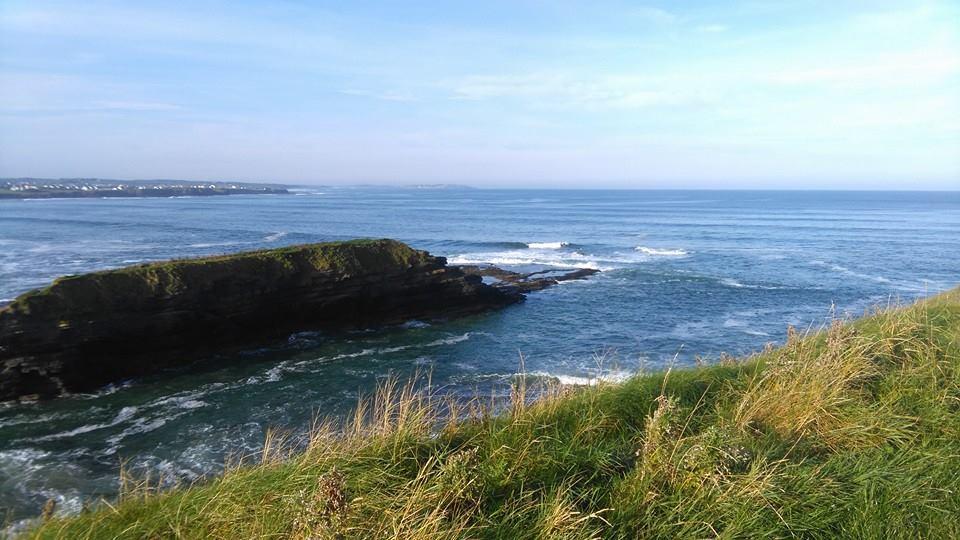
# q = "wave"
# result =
<box><xmin>811</xmin><ymin>260</ymin><xmax>891</xmax><ymax>284</ymax></box>
<box><xmin>722</xmin><ymin>318</ymin><xmax>771</xmax><ymax>336</ymax></box>
<box><xmin>245</xmin><ymin>333</ymin><xmax>478</xmax><ymax>385</ymax></box>
<box><xmin>719</xmin><ymin>277</ymin><xmax>789</xmax><ymax>290</ymax></box>
<box><xmin>401</xmin><ymin>320</ymin><xmax>431</xmax><ymax>329</ymax></box>
<box><xmin>263</xmin><ymin>231</ymin><xmax>288</xmax><ymax>242</ymax></box>
<box><xmin>527</xmin><ymin>370</ymin><xmax>634</xmax><ymax>386</ymax></box>
<box><xmin>32</xmin><ymin>406</ymin><xmax>139</xmax><ymax>441</ymax></box>
<box><xmin>635</xmin><ymin>246</ymin><xmax>688</xmax><ymax>256</ymax></box>
<box><xmin>448</xmin><ymin>254</ymin><xmax>606</xmax><ymax>270</ymax></box>
<box><xmin>187</xmin><ymin>241</ymin><xmax>245</xmax><ymax>248</ymax></box>
<box><xmin>426</xmin><ymin>333</ymin><xmax>472</xmax><ymax>347</ymax></box>
<box><xmin>527</xmin><ymin>242</ymin><xmax>569</xmax><ymax>249</ymax></box>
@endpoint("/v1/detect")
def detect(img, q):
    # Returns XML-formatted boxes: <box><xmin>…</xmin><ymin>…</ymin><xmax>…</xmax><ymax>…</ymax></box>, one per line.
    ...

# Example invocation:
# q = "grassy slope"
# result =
<box><xmin>26</xmin><ymin>288</ymin><xmax>960</xmax><ymax>539</ymax></box>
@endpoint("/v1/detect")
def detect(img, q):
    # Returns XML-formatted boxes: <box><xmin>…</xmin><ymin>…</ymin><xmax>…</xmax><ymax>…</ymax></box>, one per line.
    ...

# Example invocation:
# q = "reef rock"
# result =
<box><xmin>0</xmin><ymin>239</ymin><xmax>521</xmax><ymax>400</ymax></box>
<box><xmin>456</xmin><ymin>265</ymin><xmax>600</xmax><ymax>292</ymax></box>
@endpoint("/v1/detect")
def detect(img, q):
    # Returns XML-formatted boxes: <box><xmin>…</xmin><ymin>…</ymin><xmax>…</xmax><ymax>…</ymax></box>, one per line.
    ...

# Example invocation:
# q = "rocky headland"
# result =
<box><xmin>0</xmin><ymin>239</ymin><xmax>595</xmax><ymax>401</ymax></box>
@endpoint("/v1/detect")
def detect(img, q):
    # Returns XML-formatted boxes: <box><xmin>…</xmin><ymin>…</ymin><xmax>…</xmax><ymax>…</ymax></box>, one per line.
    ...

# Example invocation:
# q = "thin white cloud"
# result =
<box><xmin>449</xmin><ymin>73</ymin><xmax>704</xmax><ymax>109</ymax></box>
<box><xmin>769</xmin><ymin>49</ymin><xmax>960</xmax><ymax>87</ymax></box>
<box><xmin>339</xmin><ymin>89</ymin><xmax>416</xmax><ymax>102</ymax></box>
<box><xmin>628</xmin><ymin>6</ymin><xmax>677</xmax><ymax>24</ymax></box>
<box><xmin>93</xmin><ymin>101</ymin><xmax>182</xmax><ymax>111</ymax></box>
<box><xmin>697</xmin><ymin>24</ymin><xmax>728</xmax><ymax>33</ymax></box>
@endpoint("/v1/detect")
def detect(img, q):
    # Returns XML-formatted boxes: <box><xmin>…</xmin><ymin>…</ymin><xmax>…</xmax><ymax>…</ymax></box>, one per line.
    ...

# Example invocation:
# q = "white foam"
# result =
<box><xmin>448</xmin><ymin>252</ymin><xmax>610</xmax><ymax>271</ymax></box>
<box><xmin>106</xmin><ymin>417</ymin><xmax>170</xmax><ymax>446</ymax></box>
<box><xmin>330</xmin><ymin>348</ymin><xmax>377</xmax><ymax>361</ymax></box>
<box><xmin>811</xmin><ymin>260</ymin><xmax>892</xmax><ymax>284</ymax></box>
<box><xmin>723</xmin><ymin>318</ymin><xmax>767</xmax><ymax>335</ymax></box>
<box><xmin>178</xmin><ymin>400</ymin><xmax>208</xmax><ymax>409</ymax></box>
<box><xmin>33</xmin><ymin>406</ymin><xmax>139</xmax><ymax>441</ymax></box>
<box><xmin>263</xmin><ymin>231</ymin><xmax>287</xmax><ymax>242</ymax></box>
<box><xmin>188</xmin><ymin>241</ymin><xmax>243</xmax><ymax>248</ymax></box>
<box><xmin>426</xmin><ymin>333</ymin><xmax>472</xmax><ymax>347</ymax></box>
<box><xmin>530</xmin><ymin>370</ymin><xmax>633</xmax><ymax>386</ymax></box>
<box><xmin>401</xmin><ymin>320</ymin><xmax>431</xmax><ymax>329</ymax></box>
<box><xmin>527</xmin><ymin>242</ymin><xmax>569</xmax><ymax>249</ymax></box>
<box><xmin>635</xmin><ymin>246</ymin><xmax>689</xmax><ymax>256</ymax></box>
<box><xmin>719</xmin><ymin>277</ymin><xmax>787</xmax><ymax>290</ymax></box>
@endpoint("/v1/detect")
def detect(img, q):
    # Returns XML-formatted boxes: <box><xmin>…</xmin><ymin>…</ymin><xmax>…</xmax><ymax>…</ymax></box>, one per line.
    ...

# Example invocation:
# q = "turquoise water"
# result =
<box><xmin>1</xmin><ymin>188</ymin><xmax>959</xmax><ymax>522</ymax></box>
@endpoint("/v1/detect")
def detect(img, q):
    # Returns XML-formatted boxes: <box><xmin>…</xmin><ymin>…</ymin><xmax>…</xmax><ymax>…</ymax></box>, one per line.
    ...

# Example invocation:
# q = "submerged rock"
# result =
<box><xmin>456</xmin><ymin>265</ymin><xmax>600</xmax><ymax>292</ymax></box>
<box><xmin>0</xmin><ymin>239</ymin><xmax>522</xmax><ymax>400</ymax></box>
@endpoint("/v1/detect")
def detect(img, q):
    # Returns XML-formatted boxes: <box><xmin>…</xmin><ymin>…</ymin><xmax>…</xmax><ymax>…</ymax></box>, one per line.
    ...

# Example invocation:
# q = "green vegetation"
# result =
<box><xmin>25</xmin><ymin>288</ymin><xmax>960</xmax><ymax>539</ymax></box>
<box><xmin>4</xmin><ymin>239</ymin><xmax>427</xmax><ymax>317</ymax></box>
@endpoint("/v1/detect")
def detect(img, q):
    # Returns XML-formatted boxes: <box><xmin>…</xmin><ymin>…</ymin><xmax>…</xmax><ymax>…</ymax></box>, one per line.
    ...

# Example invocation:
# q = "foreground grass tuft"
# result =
<box><xmin>25</xmin><ymin>288</ymin><xmax>960</xmax><ymax>539</ymax></box>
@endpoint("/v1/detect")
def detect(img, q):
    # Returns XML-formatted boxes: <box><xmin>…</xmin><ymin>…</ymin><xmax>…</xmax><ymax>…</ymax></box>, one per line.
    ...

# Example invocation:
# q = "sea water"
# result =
<box><xmin>1</xmin><ymin>188</ymin><xmax>958</xmax><ymax>522</ymax></box>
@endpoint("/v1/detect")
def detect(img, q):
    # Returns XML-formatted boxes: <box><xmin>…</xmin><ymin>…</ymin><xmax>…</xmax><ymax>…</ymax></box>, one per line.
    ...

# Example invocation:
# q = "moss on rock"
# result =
<box><xmin>2</xmin><ymin>239</ymin><xmax>428</xmax><ymax>318</ymax></box>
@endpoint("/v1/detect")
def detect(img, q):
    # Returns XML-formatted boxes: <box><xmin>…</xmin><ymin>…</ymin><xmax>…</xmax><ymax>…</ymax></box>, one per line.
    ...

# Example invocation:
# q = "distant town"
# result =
<box><xmin>0</xmin><ymin>178</ymin><xmax>289</xmax><ymax>199</ymax></box>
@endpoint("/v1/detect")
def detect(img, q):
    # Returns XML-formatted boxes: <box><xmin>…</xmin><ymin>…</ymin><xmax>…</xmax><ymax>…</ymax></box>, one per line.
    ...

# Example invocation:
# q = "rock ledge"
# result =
<box><xmin>0</xmin><ymin>239</ymin><xmax>522</xmax><ymax>400</ymax></box>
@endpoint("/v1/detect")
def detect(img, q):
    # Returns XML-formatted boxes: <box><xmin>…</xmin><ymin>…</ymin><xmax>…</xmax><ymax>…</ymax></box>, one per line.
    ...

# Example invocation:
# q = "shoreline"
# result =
<box><xmin>17</xmin><ymin>287</ymin><xmax>960</xmax><ymax>537</ymax></box>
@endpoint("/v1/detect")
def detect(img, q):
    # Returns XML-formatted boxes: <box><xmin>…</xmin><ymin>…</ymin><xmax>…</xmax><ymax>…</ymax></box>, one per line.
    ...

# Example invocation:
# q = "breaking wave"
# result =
<box><xmin>263</xmin><ymin>231</ymin><xmax>288</xmax><ymax>242</ymax></box>
<box><xmin>811</xmin><ymin>260</ymin><xmax>891</xmax><ymax>284</ymax></box>
<box><xmin>527</xmin><ymin>242</ymin><xmax>569</xmax><ymax>249</ymax></box>
<box><xmin>635</xmin><ymin>246</ymin><xmax>689</xmax><ymax>256</ymax></box>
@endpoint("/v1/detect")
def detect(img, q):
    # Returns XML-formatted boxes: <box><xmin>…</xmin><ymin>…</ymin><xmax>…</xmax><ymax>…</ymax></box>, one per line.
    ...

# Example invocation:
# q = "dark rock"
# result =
<box><xmin>456</xmin><ymin>265</ymin><xmax>600</xmax><ymax>293</ymax></box>
<box><xmin>0</xmin><ymin>239</ymin><xmax>522</xmax><ymax>400</ymax></box>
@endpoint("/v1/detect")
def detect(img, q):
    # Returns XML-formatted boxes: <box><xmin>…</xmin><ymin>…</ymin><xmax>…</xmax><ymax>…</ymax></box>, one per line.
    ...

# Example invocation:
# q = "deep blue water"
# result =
<box><xmin>1</xmin><ymin>188</ymin><xmax>959</xmax><ymax>523</ymax></box>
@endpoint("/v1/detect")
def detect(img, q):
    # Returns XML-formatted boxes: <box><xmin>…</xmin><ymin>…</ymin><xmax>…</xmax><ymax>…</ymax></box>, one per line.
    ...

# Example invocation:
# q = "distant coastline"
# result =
<box><xmin>0</xmin><ymin>178</ymin><xmax>289</xmax><ymax>199</ymax></box>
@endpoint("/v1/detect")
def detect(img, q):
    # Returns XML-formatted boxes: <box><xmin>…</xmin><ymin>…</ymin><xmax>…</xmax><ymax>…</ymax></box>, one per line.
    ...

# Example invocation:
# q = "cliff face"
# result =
<box><xmin>0</xmin><ymin>239</ymin><xmax>521</xmax><ymax>400</ymax></box>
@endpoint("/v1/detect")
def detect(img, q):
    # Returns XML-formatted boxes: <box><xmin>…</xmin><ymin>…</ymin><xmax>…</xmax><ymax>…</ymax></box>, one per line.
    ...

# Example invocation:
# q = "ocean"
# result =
<box><xmin>1</xmin><ymin>188</ymin><xmax>958</xmax><ymax>523</ymax></box>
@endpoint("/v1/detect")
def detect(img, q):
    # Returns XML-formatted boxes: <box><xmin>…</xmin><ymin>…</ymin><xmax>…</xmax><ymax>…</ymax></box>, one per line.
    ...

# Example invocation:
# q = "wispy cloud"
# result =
<box><xmin>769</xmin><ymin>49</ymin><xmax>960</xmax><ymax>87</ymax></box>
<box><xmin>93</xmin><ymin>101</ymin><xmax>182</xmax><ymax>111</ymax></box>
<box><xmin>339</xmin><ymin>89</ymin><xmax>417</xmax><ymax>102</ymax></box>
<box><xmin>696</xmin><ymin>24</ymin><xmax>728</xmax><ymax>33</ymax></box>
<box><xmin>449</xmin><ymin>73</ymin><xmax>706</xmax><ymax>109</ymax></box>
<box><xmin>628</xmin><ymin>6</ymin><xmax>677</xmax><ymax>24</ymax></box>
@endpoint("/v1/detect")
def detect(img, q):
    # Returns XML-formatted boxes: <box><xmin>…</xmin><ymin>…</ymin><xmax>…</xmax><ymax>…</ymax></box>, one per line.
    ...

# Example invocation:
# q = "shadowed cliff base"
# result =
<box><xmin>0</xmin><ymin>240</ymin><xmax>597</xmax><ymax>401</ymax></box>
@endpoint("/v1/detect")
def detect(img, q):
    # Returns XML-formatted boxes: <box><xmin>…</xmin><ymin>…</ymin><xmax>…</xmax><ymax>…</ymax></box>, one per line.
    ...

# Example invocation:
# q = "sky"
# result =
<box><xmin>0</xmin><ymin>1</ymin><xmax>958</xmax><ymax>189</ymax></box>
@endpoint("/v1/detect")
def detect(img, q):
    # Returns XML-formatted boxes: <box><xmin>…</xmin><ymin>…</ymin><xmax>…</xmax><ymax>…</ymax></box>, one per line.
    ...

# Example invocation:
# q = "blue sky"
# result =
<box><xmin>0</xmin><ymin>1</ymin><xmax>958</xmax><ymax>188</ymax></box>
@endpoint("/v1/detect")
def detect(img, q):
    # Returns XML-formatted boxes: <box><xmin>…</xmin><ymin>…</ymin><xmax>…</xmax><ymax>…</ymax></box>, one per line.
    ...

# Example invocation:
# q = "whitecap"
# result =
<box><xmin>426</xmin><ymin>333</ymin><xmax>472</xmax><ymax>346</ymax></box>
<box><xmin>188</xmin><ymin>241</ymin><xmax>243</xmax><ymax>248</ymax></box>
<box><xmin>263</xmin><ymin>231</ymin><xmax>287</xmax><ymax>242</ymax></box>
<box><xmin>719</xmin><ymin>277</ymin><xmax>789</xmax><ymax>290</ymax></box>
<box><xmin>330</xmin><ymin>348</ymin><xmax>377</xmax><ymax>361</ymax></box>
<box><xmin>527</xmin><ymin>242</ymin><xmax>569</xmax><ymax>249</ymax></box>
<box><xmin>528</xmin><ymin>370</ymin><xmax>634</xmax><ymax>386</ymax></box>
<box><xmin>811</xmin><ymin>260</ymin><xmax>892</xmax><ymax>284</ymax></box>
<box><xmin>447</xmin><ymin>253</ymin><xmax>610</xmax><ymax>271</ymax></box>
<box><xmin>178</xmin><ymin>400</ymin><xmax>207</xmax><ymax>409</ymax></box>
<box><xmin>635</xmin><ymin>246</ymin><xmax>689</xmax><ymax>256</ymax></box>
<box><xmin>32</xmin><ymin>406</ymin><xmax>139</xmax><ymax>441</ymax></box>
<box><xmin>106</xmin><ymin>417</ymin><xmax>170</xmax><ymax>446</ymax></box>
<box><xmin>401</xmin><ymin>320</ymin><xmax>431</xmax><ymax>329</ymax></box>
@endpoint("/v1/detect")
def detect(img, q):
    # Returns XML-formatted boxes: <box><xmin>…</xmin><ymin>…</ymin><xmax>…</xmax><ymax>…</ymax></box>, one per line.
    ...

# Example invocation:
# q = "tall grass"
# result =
<box><xmin>23</xmin><ymin>288</ymin><xmax>960</xmax><ymax>539</ymax></box>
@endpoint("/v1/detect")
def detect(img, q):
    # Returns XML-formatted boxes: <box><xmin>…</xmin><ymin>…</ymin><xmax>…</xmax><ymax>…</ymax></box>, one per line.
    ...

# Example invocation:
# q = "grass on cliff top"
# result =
<box><xmin>25</xmin><ymin>288</ymin><xmax>960</xmax><ymax>539</ymax></box>
<box><xmin>4</xmin><ymin>239</ymin><xmax>425</xmax><ymax>315</ymax></box>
